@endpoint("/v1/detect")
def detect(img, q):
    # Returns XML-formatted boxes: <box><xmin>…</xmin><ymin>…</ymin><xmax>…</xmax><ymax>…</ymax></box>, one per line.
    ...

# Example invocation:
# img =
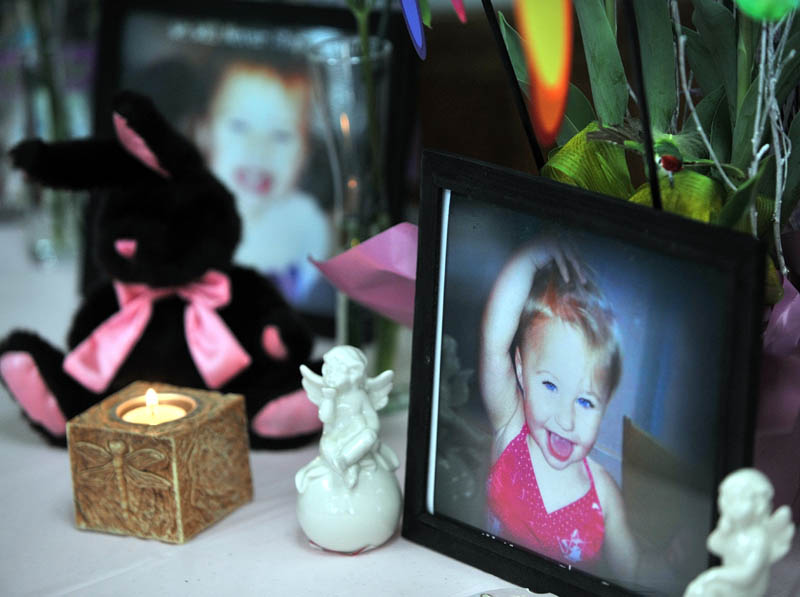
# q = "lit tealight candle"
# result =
<box><xmin>120</xmin><ymin>388</ymin><xmax>189</xmax><ymax>425</ymax></box>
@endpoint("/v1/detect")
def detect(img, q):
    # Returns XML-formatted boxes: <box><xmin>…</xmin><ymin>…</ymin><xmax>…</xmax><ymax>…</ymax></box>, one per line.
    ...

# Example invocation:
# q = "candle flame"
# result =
<box><xmin>145</xmin><ymin>388</ymin><xmax>158</xmax><ymax>408</ymax></box>
<box><xmin>339</xmin><ymin>112</ymin><xmax>350</xmax><ymax>136</ymax></box>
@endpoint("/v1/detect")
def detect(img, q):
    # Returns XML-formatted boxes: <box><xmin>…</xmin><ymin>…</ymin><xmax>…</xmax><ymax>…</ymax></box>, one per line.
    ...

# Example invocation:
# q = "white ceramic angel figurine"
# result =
<box><xmin>684</xmin><ymin>468</ymin><xmax>795</xmax><ymax>597</ymax></box>
<box><xmin>295</xmin><ymin>346</ymin><xmax>402</xmax><ymax>553</ymax></box>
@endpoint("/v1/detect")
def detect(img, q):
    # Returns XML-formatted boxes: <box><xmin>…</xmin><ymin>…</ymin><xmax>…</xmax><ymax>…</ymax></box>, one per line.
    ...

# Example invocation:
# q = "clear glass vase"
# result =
<box><xmin>308</xmin><ymin>35</ymin><xmax>408</xmax><ymax>410</ymax></box>
<box><xmin>308</xmin><ymin>35</ymin><xmax>392</xmax><ymax>254</ymax></box>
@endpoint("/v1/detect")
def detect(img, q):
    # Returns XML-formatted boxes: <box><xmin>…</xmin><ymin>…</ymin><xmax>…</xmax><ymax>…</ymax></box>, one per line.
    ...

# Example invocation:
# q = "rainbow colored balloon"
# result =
<box><xmin>514</xmin><ymin>0</ymin><xmax>573</xmax><ymax>148</ymax></box>
<box><xmin>735</xmin><ymin>0</ymin><xmax>798</xmax><ymax>21</ymax></box>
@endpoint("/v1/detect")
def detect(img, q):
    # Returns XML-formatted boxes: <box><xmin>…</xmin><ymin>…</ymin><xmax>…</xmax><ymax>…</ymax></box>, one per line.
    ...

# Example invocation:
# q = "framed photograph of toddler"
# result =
<box><xmin>402</xmin><ymin>151</ymin><xmax>765</xmax><ymax>596</ymax></box>
<box><xmin>85</xmin><ymin>0</ymin><xmax>418</xmax><ymax>335</ymax></box>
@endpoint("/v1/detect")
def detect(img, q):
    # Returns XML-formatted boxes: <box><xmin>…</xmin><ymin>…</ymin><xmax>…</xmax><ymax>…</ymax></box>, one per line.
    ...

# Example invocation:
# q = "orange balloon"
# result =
<box><xmin>514</xmin><ymin>0</ymin><xmax>573</xmax><ymax>148</ymax></box>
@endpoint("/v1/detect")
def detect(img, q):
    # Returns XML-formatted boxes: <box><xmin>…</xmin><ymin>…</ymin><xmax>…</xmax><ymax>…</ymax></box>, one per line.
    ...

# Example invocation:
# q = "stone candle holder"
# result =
<box><xmin>67</xmin><ymin>381</ymin><xmax>253</xmax><ymax>543</ymax></box>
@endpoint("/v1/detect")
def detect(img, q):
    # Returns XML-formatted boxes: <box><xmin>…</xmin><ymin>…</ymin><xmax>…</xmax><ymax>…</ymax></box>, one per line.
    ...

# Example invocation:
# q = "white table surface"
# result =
<box><xmin>0</xmin><ymin>222</ymin><xmax>798</xmax><ymax>597</ymax></box>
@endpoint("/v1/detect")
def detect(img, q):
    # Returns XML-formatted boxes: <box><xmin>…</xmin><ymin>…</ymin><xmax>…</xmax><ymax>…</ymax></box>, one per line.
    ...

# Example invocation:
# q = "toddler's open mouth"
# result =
<box><xmin>234</xmin><ymin>167</ymin><xmax>273</xmax><ymax>195</ymax></box>
<box><xmin>547</xmin><ymin>430</ymin><xmax>574</xmax><ymax>461</ymax></box>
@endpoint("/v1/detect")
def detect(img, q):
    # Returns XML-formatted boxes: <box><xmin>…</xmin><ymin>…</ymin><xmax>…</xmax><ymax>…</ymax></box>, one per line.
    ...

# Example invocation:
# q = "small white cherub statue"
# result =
<box><xmin>684</xmin><ymin>468</ymin><xmax>795</xmax><ymax>597</ymax></box>
<box><xmin>295</xmin><ymin>346</ymin><xmax>402</xmax><ymax>553</ymax></box>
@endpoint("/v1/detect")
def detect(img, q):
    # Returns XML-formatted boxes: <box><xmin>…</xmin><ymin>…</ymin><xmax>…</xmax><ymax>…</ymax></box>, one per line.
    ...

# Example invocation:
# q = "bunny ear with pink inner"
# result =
<box><xmin>112</xmin><ymin>112</ymin><xmax>170</xmax><ymax>178</ymax></box>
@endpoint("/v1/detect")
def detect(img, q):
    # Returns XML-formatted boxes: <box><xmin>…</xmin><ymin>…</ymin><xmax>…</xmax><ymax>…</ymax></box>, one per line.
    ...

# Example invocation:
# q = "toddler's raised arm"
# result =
<box><xmin>479</xmin><ymin>240</ymin><xmax>575</xmax><ymax>434</ymax></box>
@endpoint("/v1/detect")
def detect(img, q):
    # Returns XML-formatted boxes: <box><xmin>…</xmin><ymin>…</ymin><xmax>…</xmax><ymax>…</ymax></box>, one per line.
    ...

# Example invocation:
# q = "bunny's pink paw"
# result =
<box><xmin>251</xmin><ymin>388</ymin><xmax>321</xmax><ymax>438</ymax></box>
<box><xmin>0</xmin><ymin>352</ymin><xmax>66</xmax><ymax>435</ymax></box>
<box><xmin>262</xmin><ymin>325</ymin><xmax>289</xmax><ymax>360</ymax></box>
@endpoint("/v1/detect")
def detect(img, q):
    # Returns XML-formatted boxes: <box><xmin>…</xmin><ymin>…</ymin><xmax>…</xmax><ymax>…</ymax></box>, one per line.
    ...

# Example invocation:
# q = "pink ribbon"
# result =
<box><xmin>63</xmin><ymin>270</ymin><xmax>251</xmax><ymax>392</ymax></box>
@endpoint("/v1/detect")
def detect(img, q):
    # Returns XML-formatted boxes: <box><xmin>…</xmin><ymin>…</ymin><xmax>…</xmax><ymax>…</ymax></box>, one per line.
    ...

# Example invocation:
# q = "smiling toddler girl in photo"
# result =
<box><xmin>199</xmin><ymin>58</ymin><xmax>331</xmax><ymax>306</ymax></box>
<box><xmin>481</xmin><ymin>237</ymin><xmax>638</xmax><ymax>580</ymax></box>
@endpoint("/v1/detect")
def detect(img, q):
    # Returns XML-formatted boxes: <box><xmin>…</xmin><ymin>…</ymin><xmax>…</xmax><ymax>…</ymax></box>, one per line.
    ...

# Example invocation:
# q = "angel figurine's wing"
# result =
<box><xmin>766</xmin><ymin>505</ymin><xmax>795</xmax><ymax>563</ymax></box>
<box><xmin>365</xmin><ymin>370</ymin><xmax>394</xmax><ymax>412</ymax></box>
<box><xmin>299</xmin><ymin>364</ymin><xmax>325</xmax><ymax>406</ymax></box>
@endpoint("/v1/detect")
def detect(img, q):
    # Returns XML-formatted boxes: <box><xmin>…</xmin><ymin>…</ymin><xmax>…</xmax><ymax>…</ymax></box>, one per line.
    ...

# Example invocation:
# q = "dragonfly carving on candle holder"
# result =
<box><xmin>73</xmin><ymin>440</ymin><xmax>172</xmax><ymax>519</ymax></box>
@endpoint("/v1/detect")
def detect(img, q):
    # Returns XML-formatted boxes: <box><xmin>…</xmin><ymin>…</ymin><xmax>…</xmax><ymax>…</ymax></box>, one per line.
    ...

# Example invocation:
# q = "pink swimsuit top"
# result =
<box><xmin>487</xmin><ymin>424</ymin><xmax>605</xmax><ymax>565</ymax></box>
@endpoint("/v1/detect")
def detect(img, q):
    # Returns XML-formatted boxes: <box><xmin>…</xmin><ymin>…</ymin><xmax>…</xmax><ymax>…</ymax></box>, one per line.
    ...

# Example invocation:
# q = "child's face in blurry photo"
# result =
<box><xmin>515</xmin><ymin>318</ymin><xmax>608</xmax><ymax>471</ymax></box>
<box><xmin>206</xmin><ymin>66</ymin><xmax>307</xmax><ymax>206</ymax></box>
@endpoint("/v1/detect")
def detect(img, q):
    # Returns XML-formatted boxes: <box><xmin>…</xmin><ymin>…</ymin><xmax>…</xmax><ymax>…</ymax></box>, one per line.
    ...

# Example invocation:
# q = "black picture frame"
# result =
<box><xmin>83</xmin><ymin>0</ymin><xmax>417</xmax><ymax>336</ymax></box>
<box><xmin>402</xmin><ymin>150</ymin><xmax>764</xmax><ymax>596</ymax></box>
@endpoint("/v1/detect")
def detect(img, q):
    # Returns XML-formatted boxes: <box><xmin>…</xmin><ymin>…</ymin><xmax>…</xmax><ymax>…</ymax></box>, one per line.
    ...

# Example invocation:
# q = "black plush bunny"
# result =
<box><xmin>0</xmin><ymin>90</ymin><xmax>322</xmax><ymax>448</ymax></box>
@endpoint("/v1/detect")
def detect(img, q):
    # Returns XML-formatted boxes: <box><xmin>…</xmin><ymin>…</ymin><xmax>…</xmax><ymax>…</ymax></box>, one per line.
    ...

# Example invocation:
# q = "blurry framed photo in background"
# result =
<box><xmin>87</xmin><ymin>0</ymin><xmax>417</xmax><ymax>334</ymax></box>
<box><xmin>402</xmin><ymin>151</ymin><xmax>765</xmax><ymax>596</ymax></box>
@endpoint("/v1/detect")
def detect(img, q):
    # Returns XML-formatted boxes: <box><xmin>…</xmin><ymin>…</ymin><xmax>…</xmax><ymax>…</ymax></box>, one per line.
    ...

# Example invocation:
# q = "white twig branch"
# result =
<box><xmin>627</xmin><ymin>83</ymin><xmax>638</xmax><ymax>104</ymax></box>
<box><xmin>670</xmin><ymin>0</ymin><xmax>737</xmax><ymax>192</ymax></box>
<box><xmin>775</xmin><ymin>11</ymin><xmax>795</xmax><ymax>65</ymax></box>
<box><xmin>754</xmin><ymin>143</ymin><xmax>771</xmax><ymax>163</ymax></box>
<box><xmin>748</xmin><ymin>25</ymin><xmax>769</xmax><ymax>234</ymax></box>
<box><xmin>766</xmin><ymin>16</ymin><xmax>794</xmax><ymax>275</ymax></box>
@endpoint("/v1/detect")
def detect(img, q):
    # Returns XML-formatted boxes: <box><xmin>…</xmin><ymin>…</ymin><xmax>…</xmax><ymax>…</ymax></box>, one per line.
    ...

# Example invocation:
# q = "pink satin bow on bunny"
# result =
<box><xmin>63</xmin><ymin>270</ymin><xmax>251</xmax><ymax>392</ymax></box>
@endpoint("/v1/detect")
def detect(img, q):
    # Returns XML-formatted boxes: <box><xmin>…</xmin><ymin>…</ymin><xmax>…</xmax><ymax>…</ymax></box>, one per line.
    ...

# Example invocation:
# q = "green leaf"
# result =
<box><xmin>498</xmin><ymin>12</ymin><xmax>529</xmax><ymax>94</ymax></box>
<box><xmin>730</xmin><ymin>77</ymin><xmax>761</xmax><ymax>170</ymax></box>
<box><xmin>683</xmin><ymin>27</ymin><xmax>722</xmax><ymax>98</ymax></box>
<box><xmin>736</xmin><ymin>15</ymin><xmax>757</xmax><ymax>115</ymax></box>
<box><xmin>755</xmin><ymin>195</ymin><xmax>775</xmax><ymax>239</ymax></box>
<box><xmin>565</xmin><ymin>83</ymin><xmax>596</xmax><ymax>130</ymax></box>
<box><xmin>556</xmin><ymin>114</ymin><xmax>580</xmax><ymax>147</ymax></box>
<box><xmin>782</xmin><ymin>114</ymin><xmax>800</xmax><ymax>223</ymax></box>
<box><xmin>757</xmin><ymin>157</ymin><xmax>777</xmax><ymax>200</ymax></box>
<box><xmin>632</xmin><ymin>0</ymin><xmax>677</xmax><ymax>132</ymax></box>
<box><xmin>623</xmin><ymin>139</ymin><xmax>645</xmax><ymax>153</ymax></box>
<box><xmin>653</xmin><ymin>139</ymin><xmax>682</xmax><ymax>159</ymax></box>
<box><xmin>685</xmin><ymin>85</ymin><xmax>732</xmax><ymax>162</ymax></box>
<box><xmin>419</xmin><ymin>0</ymin><xmax>432</xmax><ymax>29</ymax></box>
<box><xmin>683</xmin><ymin>159</ymin><xmax>746</xmax><ymax>182</ymax></box>
<box><xmin>715</xmin><ymin>156</ymin><xmax>772</xmax><ymax>228</ymax></box>
<box><xmin>574</xmin><ymin>0</ymin><xmax>628</xmax><ymax>126</ymax></box>
<box><xmin>706</xmin><ymin>98</ymin><xmax>731</xmax><ymax>164</ymax></box>
<box><xmin>691</xmin><ymin>0</ymin><xmax>737</xmax><ymax>124</ymax></box>
<box><xmin>556</xmin><ymin>84</ymin><xmax>597</xmax><ymax>145</ymax></box>
<box><xmin>776</xmin><ymin>33</ymin><xmax>800</xmax><ymax>105</ymax></box>
<box><xmin>791</xmin><ymin>12</ymin><xmax>800</xmax><ymax>39</ymax></box>
<box><xmin>764</xmin><ymin>256</ymin><xmax>784</xmax><ymax>305</ymax></box>
<box><xmin>629</xmin><ymin>170</ymin><xmax>725</xmax><ymax>223</ymax></box>
<box><xmin>733</xmin><ymin>195</ymin><xmax>776</xmax><ymax>239</ymax></box>
<box><xmin>656</xmin><ymin>131</ymin><xmax>703</xmax><ymax>162</ymax></box>
<box><xmin>542</xmin><ymin>121</ymin><xmax>634</xmax><ymax>199</ymax></box>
